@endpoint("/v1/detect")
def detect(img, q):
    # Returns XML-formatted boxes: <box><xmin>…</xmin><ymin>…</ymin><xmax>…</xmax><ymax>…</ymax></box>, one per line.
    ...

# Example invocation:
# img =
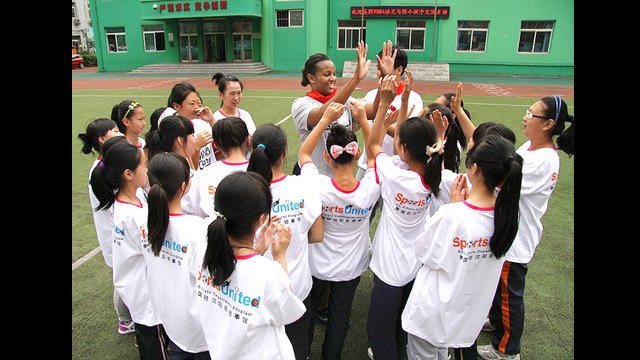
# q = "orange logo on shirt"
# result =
<box><xmin>452</xmin><ymin>236</ymin><xmax>488</xmax><ymax>249</ymax></box>
<box><xmin>551</xmin><ymin>172</ymin><xmax>558</xmax><ymax>181</ymax></box>
<box><xmin>139</xmin><ymin>226</ymin><xmax>147</xmax><ymax>240</ymax></box>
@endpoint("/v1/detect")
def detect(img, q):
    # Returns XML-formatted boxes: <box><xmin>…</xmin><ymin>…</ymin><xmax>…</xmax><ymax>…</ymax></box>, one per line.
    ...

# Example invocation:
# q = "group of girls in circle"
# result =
<box><xmin>77</xmin><ymin>39</ymin><xmax>574</xmax><ymax>360</ymax></box>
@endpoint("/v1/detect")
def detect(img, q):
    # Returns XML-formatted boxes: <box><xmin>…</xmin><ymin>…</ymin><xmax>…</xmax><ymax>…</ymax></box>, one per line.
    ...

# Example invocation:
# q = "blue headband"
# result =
<box><xmin>553</xmin><ymin>95</ymin><xmax>562</xmax><ymax>122</ymax></box>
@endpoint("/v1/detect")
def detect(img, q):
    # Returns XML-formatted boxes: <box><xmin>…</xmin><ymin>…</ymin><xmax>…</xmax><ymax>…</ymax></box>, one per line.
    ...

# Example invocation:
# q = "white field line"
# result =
<box><xmin>72</xmin><ymin>246</ymin><xmax>101</xmax><ymax>271</ymax></box>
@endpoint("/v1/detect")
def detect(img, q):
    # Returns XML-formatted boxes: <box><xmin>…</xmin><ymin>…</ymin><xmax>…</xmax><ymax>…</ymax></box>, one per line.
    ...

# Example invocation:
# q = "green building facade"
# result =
<box><xmin>89</xmin><ymin>0</ymin><xmax>573</xmax><ymax>77</ymax></box>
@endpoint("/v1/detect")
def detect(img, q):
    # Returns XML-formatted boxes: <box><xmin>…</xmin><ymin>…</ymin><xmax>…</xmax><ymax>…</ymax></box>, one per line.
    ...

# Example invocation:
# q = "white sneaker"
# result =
<box><xmin>118</xmin><ymin>320</ymin><xmax>135</xmax><ymax>335</ymax></box>
<box><xmin>481</xmin><ymin>317</ymin><xmax>496</xmax><ymax>332</ymax></box>
<box><xmin>367</xmin><ymin>347</ymin><xmax>374</xmax><ymax>360</ymax></box>
<box><xmin>477</xmin><ymin>345</ymin><xmax>520</xmax><ymax>360</ymax></box>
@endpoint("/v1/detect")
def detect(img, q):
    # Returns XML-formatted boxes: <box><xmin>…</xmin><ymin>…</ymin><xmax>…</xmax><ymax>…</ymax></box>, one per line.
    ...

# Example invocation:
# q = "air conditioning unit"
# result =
<box><xmin>74</xmin><ymin>18</ymin><xmax>81</xmax><ymax>25</ymax></box>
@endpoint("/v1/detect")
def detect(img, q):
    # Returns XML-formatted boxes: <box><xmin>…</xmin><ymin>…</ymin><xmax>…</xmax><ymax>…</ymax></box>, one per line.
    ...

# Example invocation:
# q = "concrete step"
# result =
<box><xmin>128</xmin><ymin>62</ymin><xmax>272</xmax><ymax>75</ymax></box>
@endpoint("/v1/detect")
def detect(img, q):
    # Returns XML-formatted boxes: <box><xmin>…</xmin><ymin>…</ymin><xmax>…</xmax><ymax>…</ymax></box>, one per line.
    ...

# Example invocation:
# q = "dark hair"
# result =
<box><xmin>473</xmin><ymin>122</ymin><xmax>516</xmax><ymax>145</ymax></box>
<box><xmin>377</xmin><ymin>45</ymin><xmax>408</xmax><ymax>76</ymax></box>
<box><xmin>247</xmin><ymin>124</ymin><xmax>288</xmax><ymax>183</ymax></box>
<box><xmin>212</xmin><ymin>72</ymin><xmax>244</xmax><ymax>108</ymax></box>
<box><xmin>397</xmin><ymin>117</ymin><xmax>443</xmax><ymax>197</ymax></box>
<box><xmin>538</xmin><ymin>96</ymin><xmax>575</xmax><ymax>156</ymax></box>
<box><xmin>145</xmin><ymin>114</ymin><xmax>195</xmax><ymax>161</ymax></box>
<box><xmin>211</xmin><ymin>117</ymin><xmax>249</xmax><ymax>156</ymax></box>
<box><xmin>78</xmin><ymin>118</ymin><xmax>118</xmax><ymax>155</ymax></box>
<box><xmin>89</xmin><ymin>136</ymin><xmax>142</xmax><ymax>211</ymax></box>
<box><xmin>301</xmin><ymin>53</ymin><xmax>331</xmax><ymax>86</ymax></box>
<box><xmin>110</xmin><ymin>100</ymin><xmax>141</xmax><ymax>134</ymax></box>
<box><xmin>147</xmin><ymin>152</ymin><xmax>191</xmax><ymax>256</ymax></box>
<box><xmin>326</xmin><ymin>124</ymin><xmax>358</xmax><ymax>165</ymax></box>
<box><xmin>168</xmin><ymin>81</ymin><xmax>199</xmax><ymax>108</ymax></box>
<box><xmin>438</xmin><ymin>92</ymin><xmax>465</xmax><ymax>109</ymax></box>
<box><xmin>424</xmin><ymin>103</ymin><xmax>466</xmax><ymax>173</ymax></box>
<box><xmin>465</xmin><ymin>134</ymin><xmax>523</xmax><ymax>258</ymax></box>
<box><xmin>149</xmin><ymin>107</ymin><xmax>168</xmax><ymax>133</ymax></box>
<box><xmin>202</xmin><ymin>171</ymin><xmax>272</xmax><ymax>285</ymax></box>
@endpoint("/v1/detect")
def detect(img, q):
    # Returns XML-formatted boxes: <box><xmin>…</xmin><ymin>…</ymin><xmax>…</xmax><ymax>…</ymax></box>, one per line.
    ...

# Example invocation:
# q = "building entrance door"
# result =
<box><xmin>179</xmin><ymin>22</ymin><xmax>199</xmax><ymax>62</ymax></box>
<box><xmin>204</xmin><ymin>33</ymin><xmax>226</xmax><ymax>62</ymax></box>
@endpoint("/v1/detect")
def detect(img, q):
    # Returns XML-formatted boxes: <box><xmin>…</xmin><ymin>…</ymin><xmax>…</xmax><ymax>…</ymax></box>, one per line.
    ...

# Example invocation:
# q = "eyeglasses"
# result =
<box><xmin>525</xmin><ymin>110</ymin><xmax>547</xmax><ymax>120</ymax></box>
<box><xmin>124</xmin><ymin>101</ymin><xmax>140</xmax><ymax>118</ymax></box>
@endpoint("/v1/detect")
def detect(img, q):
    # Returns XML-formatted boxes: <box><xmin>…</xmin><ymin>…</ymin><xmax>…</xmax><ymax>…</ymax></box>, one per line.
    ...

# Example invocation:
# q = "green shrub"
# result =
<box><xmin>79</xmin><ymin>51</ymin><xmax>97</xmax><ymax>67</ymax></box>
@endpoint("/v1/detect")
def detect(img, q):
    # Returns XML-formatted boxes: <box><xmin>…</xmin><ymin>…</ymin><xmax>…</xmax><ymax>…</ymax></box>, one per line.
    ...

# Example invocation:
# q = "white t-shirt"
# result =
<box><xmin>112</xmin><ymin>189</ymin><xmax>159</xmax><ymax>326</ymax></box>
<box><xmin>88</xmin><ymin>159</ymin><xmax>114</xmax><ymax>267</ymax></box>
<box><xmin>300</xmin><ymin>163</ymin><xmax>380</xmax><ymax>281</ymax></box>
<box><xmin>506</xmin><ymin>140</ymin><xmax>560</xmax><ymax>263</ymax></box>
<box><xmin>369</xmin><ymin>153</ymin><xmax>435</xmax><ymax>286</ymax></box>
<box><xmin>357</xmin><ymin>88</ymin><xmax>424</xmax><ymax>171</ymax></box>
<box><xmin>197</xmin><ymin>160</ymin><xmax>249</xmax><ymax>218</ymax></box>
<box><xmin>263</xmin><ymin>174</ymin><xmax>322</xmax><ymax>300</ymax></box>
<box><xmin>145</xmin><ymin>214</ymin><xmax>208</xmax><ymax>352</ymax></box>
<box><xmin>425</xmin><ymin>169</ymin><xmax>469</xmax><ymax>220</ymax></box>
<box><xmin>194</xmin><ymin>253</ymin><xmax>306</xmax><ymax>360</ymax></box>
<box><xmin>213</xmin><ymin>108</ymin><xmax>257</xmax><ymax>135</ymax></box>
<box><xmin>291</xmin><ymin>96</ymin><xmax>354</xmax><ymax>176</ymax></box>
<box><xmin>401</xmin><ymin>200</ymin><xmax>504</xmax><ymax>348</ymax></box>
<box><xmin>192</xmin><ymin>118</ymin><xmax>217</xmax><ymax>171</ymax></box>
<box><xmin>181</xmin><ymin>168</ymin><xmax>208</xmax><ymax>218</ymax></box>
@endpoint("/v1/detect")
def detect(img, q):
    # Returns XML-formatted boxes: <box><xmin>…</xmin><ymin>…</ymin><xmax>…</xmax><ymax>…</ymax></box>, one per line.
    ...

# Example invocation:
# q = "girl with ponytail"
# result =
<box><xmin>145</xmin><ymin>152</ymin><xmax>210</xmax><ymax>358</ymax></box>
<box><xmin>401</xmin><ymin>135</ymin><xmax>524</xmax><ymax>359</ymax></box>
<box><xmin>194</xmin><ymin>172</ymin><xmax>306</xmax><ymax>359</ymax></box>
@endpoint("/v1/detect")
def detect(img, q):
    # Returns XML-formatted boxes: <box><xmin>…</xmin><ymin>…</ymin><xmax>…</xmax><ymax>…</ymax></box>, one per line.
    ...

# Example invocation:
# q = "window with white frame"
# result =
<box><xmin>276</xmin><ymin>9</ymin><xmax>303</xmax><ymax>27</ymax></box>
<box><xmin>396</xmin><ymin>21</ymin><xmax>425</xmax><ymax>51</ymax></box>
<box><xmin>106</xmin><ymin>27</ymin><xmax>127</xmax><ymax>53</ymax></box>
<box><xmin>338</xmin><ymin>20</ymin><xmax>366</xmax><ymax>50</ymax></box>
<box><xmin>518</xmin><ymin>21</ymin><xmax>554</xmax><ymax>53</ymax></box>
<box><xmin>72</xmin><ymin>2</ymin><xmax>77</xmax><ymax>18</ymax></box>
<box><xmin>143</xmin><ymin>24</ymin><xmax>166</xmax><ymax>52</ymax></box>
<box><xmin>457</xmin><ymin>21</ymin><xmax>488</xmax><ymax>52</ymax></box>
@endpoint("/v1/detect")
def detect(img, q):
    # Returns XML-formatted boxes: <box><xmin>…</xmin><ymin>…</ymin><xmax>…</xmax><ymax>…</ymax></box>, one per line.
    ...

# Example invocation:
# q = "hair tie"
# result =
<box><xmin>212</xmin><ymin>210</ymin><xmax>227</xmax><ymax>221</ymax></box>
<box><xmin>257</xmin><ymin>143</ymin><xmax>266</xmax><ymax>150</ymax></box>
<box><xmin>98</xmin><ymin>159</ymin><xmax>106</xmax><ymax>170</ymax></box>
<box><xmin>329</xmin><ymin>141</ymin><xmax>358</xmax><ymax>159</ymax></box>
<box><xmin>503</xmin><ymin>155</ymin><xmax>515</xmax><ymax>166</ymax></box>
<box><xmin>425</xmin><ymin>138</ymin><xmax>444</xmax><ymax>156</ymax></box>
<box><xmin>553</xmin><ymin>95</ymin><xmax>562</xmax><ymax>122</ymax></box>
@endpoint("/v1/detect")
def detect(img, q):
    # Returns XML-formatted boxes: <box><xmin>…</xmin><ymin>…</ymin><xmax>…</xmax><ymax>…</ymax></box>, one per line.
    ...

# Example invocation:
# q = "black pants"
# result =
<box><xmin>452</xmin><ymin>340</ymin><xmax>478</xmax><ymax>360</ymax></box>
<box><xmin>134</xmin><ymin>323</ymin><xmax>169</xmax><ymax>360</ymax></box>
<box><xmin>286</xmin><ymin>293</ymin><xmax>312</xmax><ymax>360</ymax></box>
<box><xmin>308</xmin><ymin>276</ymin><xmax>361</xmax><ymax>360</ymax></box>
<box><xmin>167</xmin><ymin>338</ymin><xmax>211</xmax><ymax>360</ymax></box>
<box><xmin>489</xmin><ymin>261</ymin><xmax>528</xmax><ymax>355</ymax></box>
<box><xmin>367</xmin><ymin>274</ymin><xmax>414</xmax><ymax>360</ymax></box>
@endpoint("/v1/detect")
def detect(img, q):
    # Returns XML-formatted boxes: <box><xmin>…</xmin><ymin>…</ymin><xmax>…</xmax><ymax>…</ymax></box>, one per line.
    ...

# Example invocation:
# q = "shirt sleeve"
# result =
<box><xmin>263</xmin><ymin>261</ymin><xmax>307</xmax><ymax>326</ymax></box>
<box><xmin>292</xmin><ymin>97</ymin><xmax>315</xmax><ymax>133</ymax></box>
<box><xmin>414</xmin><ymin>207</ymin><xmax>449</xmax><ymax>271</ymax></box>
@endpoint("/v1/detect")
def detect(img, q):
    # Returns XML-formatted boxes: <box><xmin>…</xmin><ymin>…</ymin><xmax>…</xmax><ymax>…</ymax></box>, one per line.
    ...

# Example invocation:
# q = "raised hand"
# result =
<box><xmin>378</xmin><ymin>74</ymin><xmax>398</xmax><ymax>105</ymax></box>
<box><xmin>354</xmin><ymin>40</ymin><xmax>371</xmax><ymax>81</ymax></box>
<box><xmin>450</xmin><ymin>82</ymin><xmax>464</xmax><ymax>115</ymax></box>
<box><xmin>429</xmin><ymin>109</ymin><xmax>449</xmax><ymax>141</ymax></box>
<box><xmin>321</xmin><ymin>102</ymin><xmax>346</xmax><ymax>125</ymax></box>
<box><xmin>449</xmin><ymin>174</ymin><xmax>469</xmax><ymax>203</ymax></box>
<box><xmin>376</xmin><ymin>40</ymin><xmax>397</xmax><ymax>77</ymax></box>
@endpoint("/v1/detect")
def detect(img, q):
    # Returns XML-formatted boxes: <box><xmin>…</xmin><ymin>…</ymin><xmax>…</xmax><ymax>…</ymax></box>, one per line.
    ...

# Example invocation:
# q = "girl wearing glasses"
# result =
<box><xmin>444</xmin><ymin>86</ymin><xmax>575</xmax><ymax>359</ymax></box>
<box><xmin>473</xmin><ymin>96</ymin><xmax>574</xmax><ymax>360</ymax></box>
<box><xmin>111</xmin><ymin>100</ymin><xmax>146</xmax><ymax>149</ymax></box>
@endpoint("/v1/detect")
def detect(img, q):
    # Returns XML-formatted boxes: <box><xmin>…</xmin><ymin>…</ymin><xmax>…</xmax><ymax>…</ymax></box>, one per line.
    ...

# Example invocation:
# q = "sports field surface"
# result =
<box><xmin>72</xmin><ymin>70</ymin><xmax>574</xmax><ymax>359</ymax></box>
